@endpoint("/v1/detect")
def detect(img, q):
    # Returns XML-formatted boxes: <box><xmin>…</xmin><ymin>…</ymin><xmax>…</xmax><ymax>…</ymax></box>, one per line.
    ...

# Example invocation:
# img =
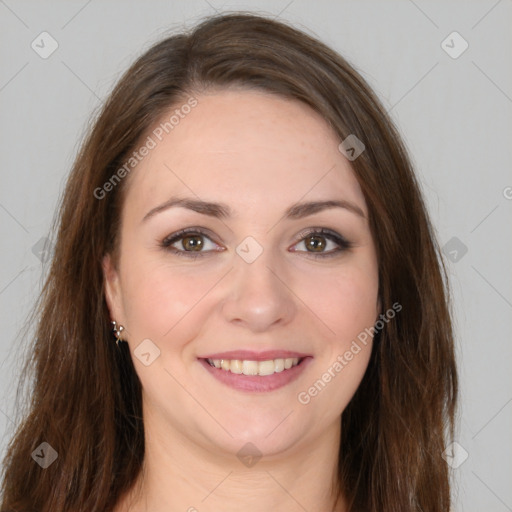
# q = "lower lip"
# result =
<box><xmin>199</xmin><ymin>357</ymin><xmax>312</xmax><ymax>392</ymax></box>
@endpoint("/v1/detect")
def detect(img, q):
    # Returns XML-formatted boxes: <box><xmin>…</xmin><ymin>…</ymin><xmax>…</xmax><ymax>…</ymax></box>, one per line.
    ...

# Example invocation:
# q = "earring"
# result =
<box><xmin>111</xmin><ymin>320</ymin><xmax>125</xmax><ymax>347</ymax></box>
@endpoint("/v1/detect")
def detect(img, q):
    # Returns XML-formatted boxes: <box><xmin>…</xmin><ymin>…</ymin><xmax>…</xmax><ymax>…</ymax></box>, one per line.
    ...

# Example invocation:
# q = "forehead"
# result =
<box><xmin>123</xmin><ymin>89</ymin><xmax>367</xmax><ymax>219</ymax></box>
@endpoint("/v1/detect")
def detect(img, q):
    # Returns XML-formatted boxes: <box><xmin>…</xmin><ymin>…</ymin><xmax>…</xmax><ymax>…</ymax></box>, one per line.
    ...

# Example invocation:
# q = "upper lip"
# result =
<box><xmin>199</xmin><ymin>350</ymin><xmax>311</xmax><ymax>361</ymax></box>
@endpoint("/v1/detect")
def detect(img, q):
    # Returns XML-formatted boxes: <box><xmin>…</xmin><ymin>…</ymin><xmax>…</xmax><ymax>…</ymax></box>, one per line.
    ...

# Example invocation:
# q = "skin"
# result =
<box><xmin>104</xmin><ymin>89</ymin><xmax>380</xmax><ymax>512</ymax></box>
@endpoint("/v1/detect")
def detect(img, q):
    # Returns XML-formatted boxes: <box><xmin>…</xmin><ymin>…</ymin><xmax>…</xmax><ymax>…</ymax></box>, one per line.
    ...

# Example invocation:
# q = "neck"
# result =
<box><xmin>116</xmin><ymin>408</ymin><xmax>346</xmax><ymax>512</ymax></box>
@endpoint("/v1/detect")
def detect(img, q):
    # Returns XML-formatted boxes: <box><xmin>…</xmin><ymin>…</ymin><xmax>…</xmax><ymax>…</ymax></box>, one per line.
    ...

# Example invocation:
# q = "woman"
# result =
<box><xmin>0</xmin><ymin>12</ymin><xmax>458</xmax><ymax>512</ymax></box>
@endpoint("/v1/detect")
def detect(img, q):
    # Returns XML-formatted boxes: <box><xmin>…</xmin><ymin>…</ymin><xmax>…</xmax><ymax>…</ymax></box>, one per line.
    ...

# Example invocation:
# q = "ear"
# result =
<box><xmin>102</xmin><ymin>253</ymin><xmax>125</xmax><ymax>325</ymax></box>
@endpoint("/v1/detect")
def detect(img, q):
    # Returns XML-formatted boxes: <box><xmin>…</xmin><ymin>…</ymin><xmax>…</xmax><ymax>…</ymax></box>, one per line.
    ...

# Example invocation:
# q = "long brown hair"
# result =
<box><xmin>0</xmin><ymin>12</ymin><xmax>457</xmax><ymax>512</ymax></box>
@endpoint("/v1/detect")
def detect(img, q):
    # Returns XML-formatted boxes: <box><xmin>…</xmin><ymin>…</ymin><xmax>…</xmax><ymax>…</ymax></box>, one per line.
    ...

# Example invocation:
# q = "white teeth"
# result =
<box><xmin>242</xmin><ymin>360</ymin><xmax>259</xmax><ymax>376</ymax></box>
<box><xmin>274</xmin><ymin>359</ymin><xmax>285</xmax><ymax>373</ymax></box>
<box><xmin>230</xmin><ymin>359</ymin><xmax>243</xmax><ymax>374</ymax></box>
<box><xmin>207</xmin><ymin>357</ymin><xmax>301</xmax><ymax>376</ymax></box>
<box><xmin>258</xmin><ymin>360</ymin><xmax>276</xmax><ymax>376</ymax></box>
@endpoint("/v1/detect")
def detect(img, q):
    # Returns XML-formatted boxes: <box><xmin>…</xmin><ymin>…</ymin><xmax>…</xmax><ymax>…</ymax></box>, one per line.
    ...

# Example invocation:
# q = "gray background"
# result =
<box><xmin>1</xmin><ymin>1</ymin><xmax>511</xmax><ymax>510</ymax></box>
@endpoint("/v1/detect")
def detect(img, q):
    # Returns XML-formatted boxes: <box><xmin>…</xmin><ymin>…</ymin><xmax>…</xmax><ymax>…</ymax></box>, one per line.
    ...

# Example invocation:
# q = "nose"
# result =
<box><xmin>221</xmin><ymin>249</ymin><xmax>297</xmax><ymax>333</ymax></box>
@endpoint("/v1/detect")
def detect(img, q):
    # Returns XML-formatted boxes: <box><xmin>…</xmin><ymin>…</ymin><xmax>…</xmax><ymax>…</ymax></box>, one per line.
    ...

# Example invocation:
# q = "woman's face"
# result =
<box><xmin>104</xmin><ymin>89</ymin><xmax>379</xmax><ymax>458</ymax></box>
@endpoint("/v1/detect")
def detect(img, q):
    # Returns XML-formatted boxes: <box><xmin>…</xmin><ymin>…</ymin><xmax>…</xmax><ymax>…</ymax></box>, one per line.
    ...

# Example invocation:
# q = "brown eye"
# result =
<box><xmin>161</xmin><ymin>228</ymin><xmax>222</xmax><ymax>259</ymax></box>
<box><xmin>180</xmin><ymin>234</ymin><xmax>204</xmax><ymax>252</ymax></box>
<box><xmin>292</xmin><ymin>228</ymin><xmax>352</xmax><ymax>258</ymax></box>
<box><xmin>304</xmin><ymin>235</ymin><xmax>327</xmax><ymax>252</ymax></box>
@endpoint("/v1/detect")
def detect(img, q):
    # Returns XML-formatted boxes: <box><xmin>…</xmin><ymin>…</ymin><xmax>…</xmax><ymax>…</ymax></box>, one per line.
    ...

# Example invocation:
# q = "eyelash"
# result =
<box><xmin>160</xmin><ymin>227</ymin><xmax>352</xmax><ymax>260</ymax></box>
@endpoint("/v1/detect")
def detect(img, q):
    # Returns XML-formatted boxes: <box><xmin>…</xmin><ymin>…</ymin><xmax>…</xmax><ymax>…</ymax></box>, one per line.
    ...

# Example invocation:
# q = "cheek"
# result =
<box><xmin>293</xmin><ymin>266</ymin><xmax>378</xmax><ymax>414</ymax></box>
<box><xmin>328</xmin><ymin>271</ymin><xmax>378</xmax><ymax>338</ymax></box>
<box><xmin>119</xmin><ymin>249</ymin><xmax>223</xmax><ymax>348</ymax></box>
<box><xmin>294</xmin><ymin>257</ymin><xmax>379</xmax><ymax>343</ymax></box>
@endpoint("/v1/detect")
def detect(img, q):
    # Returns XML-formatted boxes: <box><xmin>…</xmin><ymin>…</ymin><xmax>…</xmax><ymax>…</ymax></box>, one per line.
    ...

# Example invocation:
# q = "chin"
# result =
<box><xmin>198</xmin><ymin>413</ymin><xmax>309</xmax><ymax>460</ymax></box>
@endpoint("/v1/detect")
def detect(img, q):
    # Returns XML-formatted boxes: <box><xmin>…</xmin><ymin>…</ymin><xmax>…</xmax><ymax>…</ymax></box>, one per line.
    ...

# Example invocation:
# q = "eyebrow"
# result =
<box><xmin>141</xmin><ymin>196</ymin><xmax>366</xmax><ymax>223</ymax></box>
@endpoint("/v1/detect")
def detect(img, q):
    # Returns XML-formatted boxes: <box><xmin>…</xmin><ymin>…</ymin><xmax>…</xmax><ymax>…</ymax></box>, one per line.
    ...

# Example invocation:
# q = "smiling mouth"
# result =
<box><xmin>205</xmin><ymin>357</ymin><xmax>304</xmax><ymax>376</ymax></box>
